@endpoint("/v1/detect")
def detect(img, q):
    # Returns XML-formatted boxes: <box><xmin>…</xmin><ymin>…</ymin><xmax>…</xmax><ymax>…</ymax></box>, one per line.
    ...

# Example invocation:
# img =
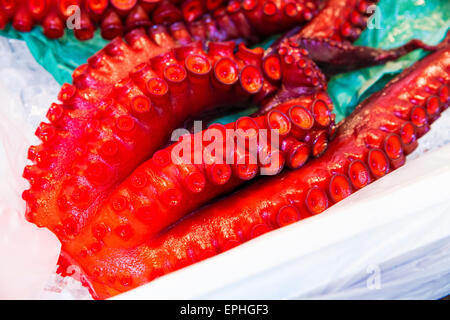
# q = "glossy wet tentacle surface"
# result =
<box><xmin>23</xmin><ymin>36</ymin><xmax>326</xmax><ymax>233</ymax></box>
<box><xmin>1</xmin><ymin>0</ymin><xmax>322</xmax><ymax>41</ymax></box>
<box><xmin>296</xmin><ymin>0</ymin><xmax>378</xmax><ymax>43</ymax></box>
<box><xmin>74</xmin><ymin>46</ymin><xmax>449</xmax><ymax>299</ymax></box>
<box><xmin>291</xmin><ymin>37</ymin><xmax>439</xmax><ymax>75</ymax></box>
<box><xmin>283</xmin><ymin>0</ymin><xmax>439</xmax><ymax>76</ymax></box>
<box><xmin>23</xmin><ymin>35</ymin><xmax>332</xmax><ymax>300</ymax></box>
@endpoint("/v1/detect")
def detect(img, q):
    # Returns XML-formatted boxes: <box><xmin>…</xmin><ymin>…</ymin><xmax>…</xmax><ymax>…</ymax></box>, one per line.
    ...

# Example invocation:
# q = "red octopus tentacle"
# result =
<box><xmin>59</xmin><ymin>93</ymin><xmax>332</xmax><ymax>254</ymax></box>
<box><xmin>284</xmin><ymin>0</ymin><xmax>439</xmax><ymax>75</ymax></box>
<box><xmin>23</xmin><ymin>40</ymin><xmax>326</xmax><ymax>242</ymax></box>
<box><xmin>22</xmin><ymin>28</ymin><xmax>195</xmax><ymax>228</ymax></box>
<box><xmin>76</xmin><ymin>46</ymin><xmax>449</xmax><ymax>299</ymax></box>
<box><xmin>1</xmin><ymin>0</ymin><xmax>322</xmax><ymax>41</ymax></box>
<box><xmin>298</xmin><ymin>0</ymin><xmax>378</xmax><ymax>42</ymax></box>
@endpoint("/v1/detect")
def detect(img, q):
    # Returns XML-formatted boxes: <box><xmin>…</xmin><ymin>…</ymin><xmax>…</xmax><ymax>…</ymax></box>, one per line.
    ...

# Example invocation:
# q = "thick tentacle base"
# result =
<box><xmin>0</xmin><ymin>0</ymin><xmax>321</xmax><ymax>41</ymax></box>
<box><xmin>75</xmin><ymin>46</ymin><xmax>448</xmax><ymax>299</ymax></box>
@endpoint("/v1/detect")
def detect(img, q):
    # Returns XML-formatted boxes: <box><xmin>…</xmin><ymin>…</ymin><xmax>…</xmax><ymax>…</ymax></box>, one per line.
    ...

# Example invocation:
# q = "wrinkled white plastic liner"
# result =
<box><xmin>0</xmin><ymin>36</ymin><xmax>449</xmax><ymax>300</ymax></box>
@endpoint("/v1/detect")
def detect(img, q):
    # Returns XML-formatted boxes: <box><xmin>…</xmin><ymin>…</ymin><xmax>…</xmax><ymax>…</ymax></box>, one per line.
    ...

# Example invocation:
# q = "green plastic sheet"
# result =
<box><xmin>0</xmin><ymin>0</ymin><xmax>449</xmax><ymax>123</ymax></box>
<box><xmin>329</xmin><ymin>0</ymin><xmax>450</xmax><ymax>122</ymax></box>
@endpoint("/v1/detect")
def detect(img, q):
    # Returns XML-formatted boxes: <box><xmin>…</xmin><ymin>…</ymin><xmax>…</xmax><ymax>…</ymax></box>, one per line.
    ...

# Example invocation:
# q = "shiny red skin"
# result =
<box><xmin>21</xmin><ymin>0</ymin><xmax>442</xmax><ymax>300</ymax></box>
<box><xmin>79</xmin><ymin>47</ymin><xmax>449</xmax><ymax>299</ymax></box>
<box><xmin>23</xmin><ymin>36</ymin><xmax>328</xmax><ymax>290</ymax></box>
<box><xmin>0</xmin><ymin>0</ymin><xmax>321</xmax><ymax>41</ymax></box>
<box><xmin>299</xmin><ymin>0</ymin><xmax>376</xmax><ymax>42</ymax></box>
<box><xmin>283</xmin><ymin>0</ymin><xmax>438</xmax><ymax>75</ymax></box>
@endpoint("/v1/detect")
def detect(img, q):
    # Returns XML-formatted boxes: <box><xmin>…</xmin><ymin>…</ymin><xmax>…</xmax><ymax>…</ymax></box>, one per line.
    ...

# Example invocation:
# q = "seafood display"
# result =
<box><xmin>7</xmin><ymin>0</ymin><xmax>448</xmax><ymax>299</ymax></box>
<box><xmin>0</xmin><ymin>0</ymin><xmax>322</xmax><ymax>41</ymax></box>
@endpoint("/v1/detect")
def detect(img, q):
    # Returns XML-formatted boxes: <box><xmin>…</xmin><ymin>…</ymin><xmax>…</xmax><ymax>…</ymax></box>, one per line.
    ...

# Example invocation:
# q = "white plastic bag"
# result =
<box><xmin>0</xmin><ymin>37</ymin><xmax>62</xmax><ymax>299</ymax></box>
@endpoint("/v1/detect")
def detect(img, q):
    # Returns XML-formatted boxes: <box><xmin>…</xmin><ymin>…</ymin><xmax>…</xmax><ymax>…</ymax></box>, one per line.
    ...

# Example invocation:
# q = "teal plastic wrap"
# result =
<box><xmin>0</xmin><ymin>26</ymin><xmax>108</xmax><ymax>85</ymax></box>
<box><xmin>0</xmin><ymin>0</ymin><xmax>449</xmax><ymax>122</ymax></box>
